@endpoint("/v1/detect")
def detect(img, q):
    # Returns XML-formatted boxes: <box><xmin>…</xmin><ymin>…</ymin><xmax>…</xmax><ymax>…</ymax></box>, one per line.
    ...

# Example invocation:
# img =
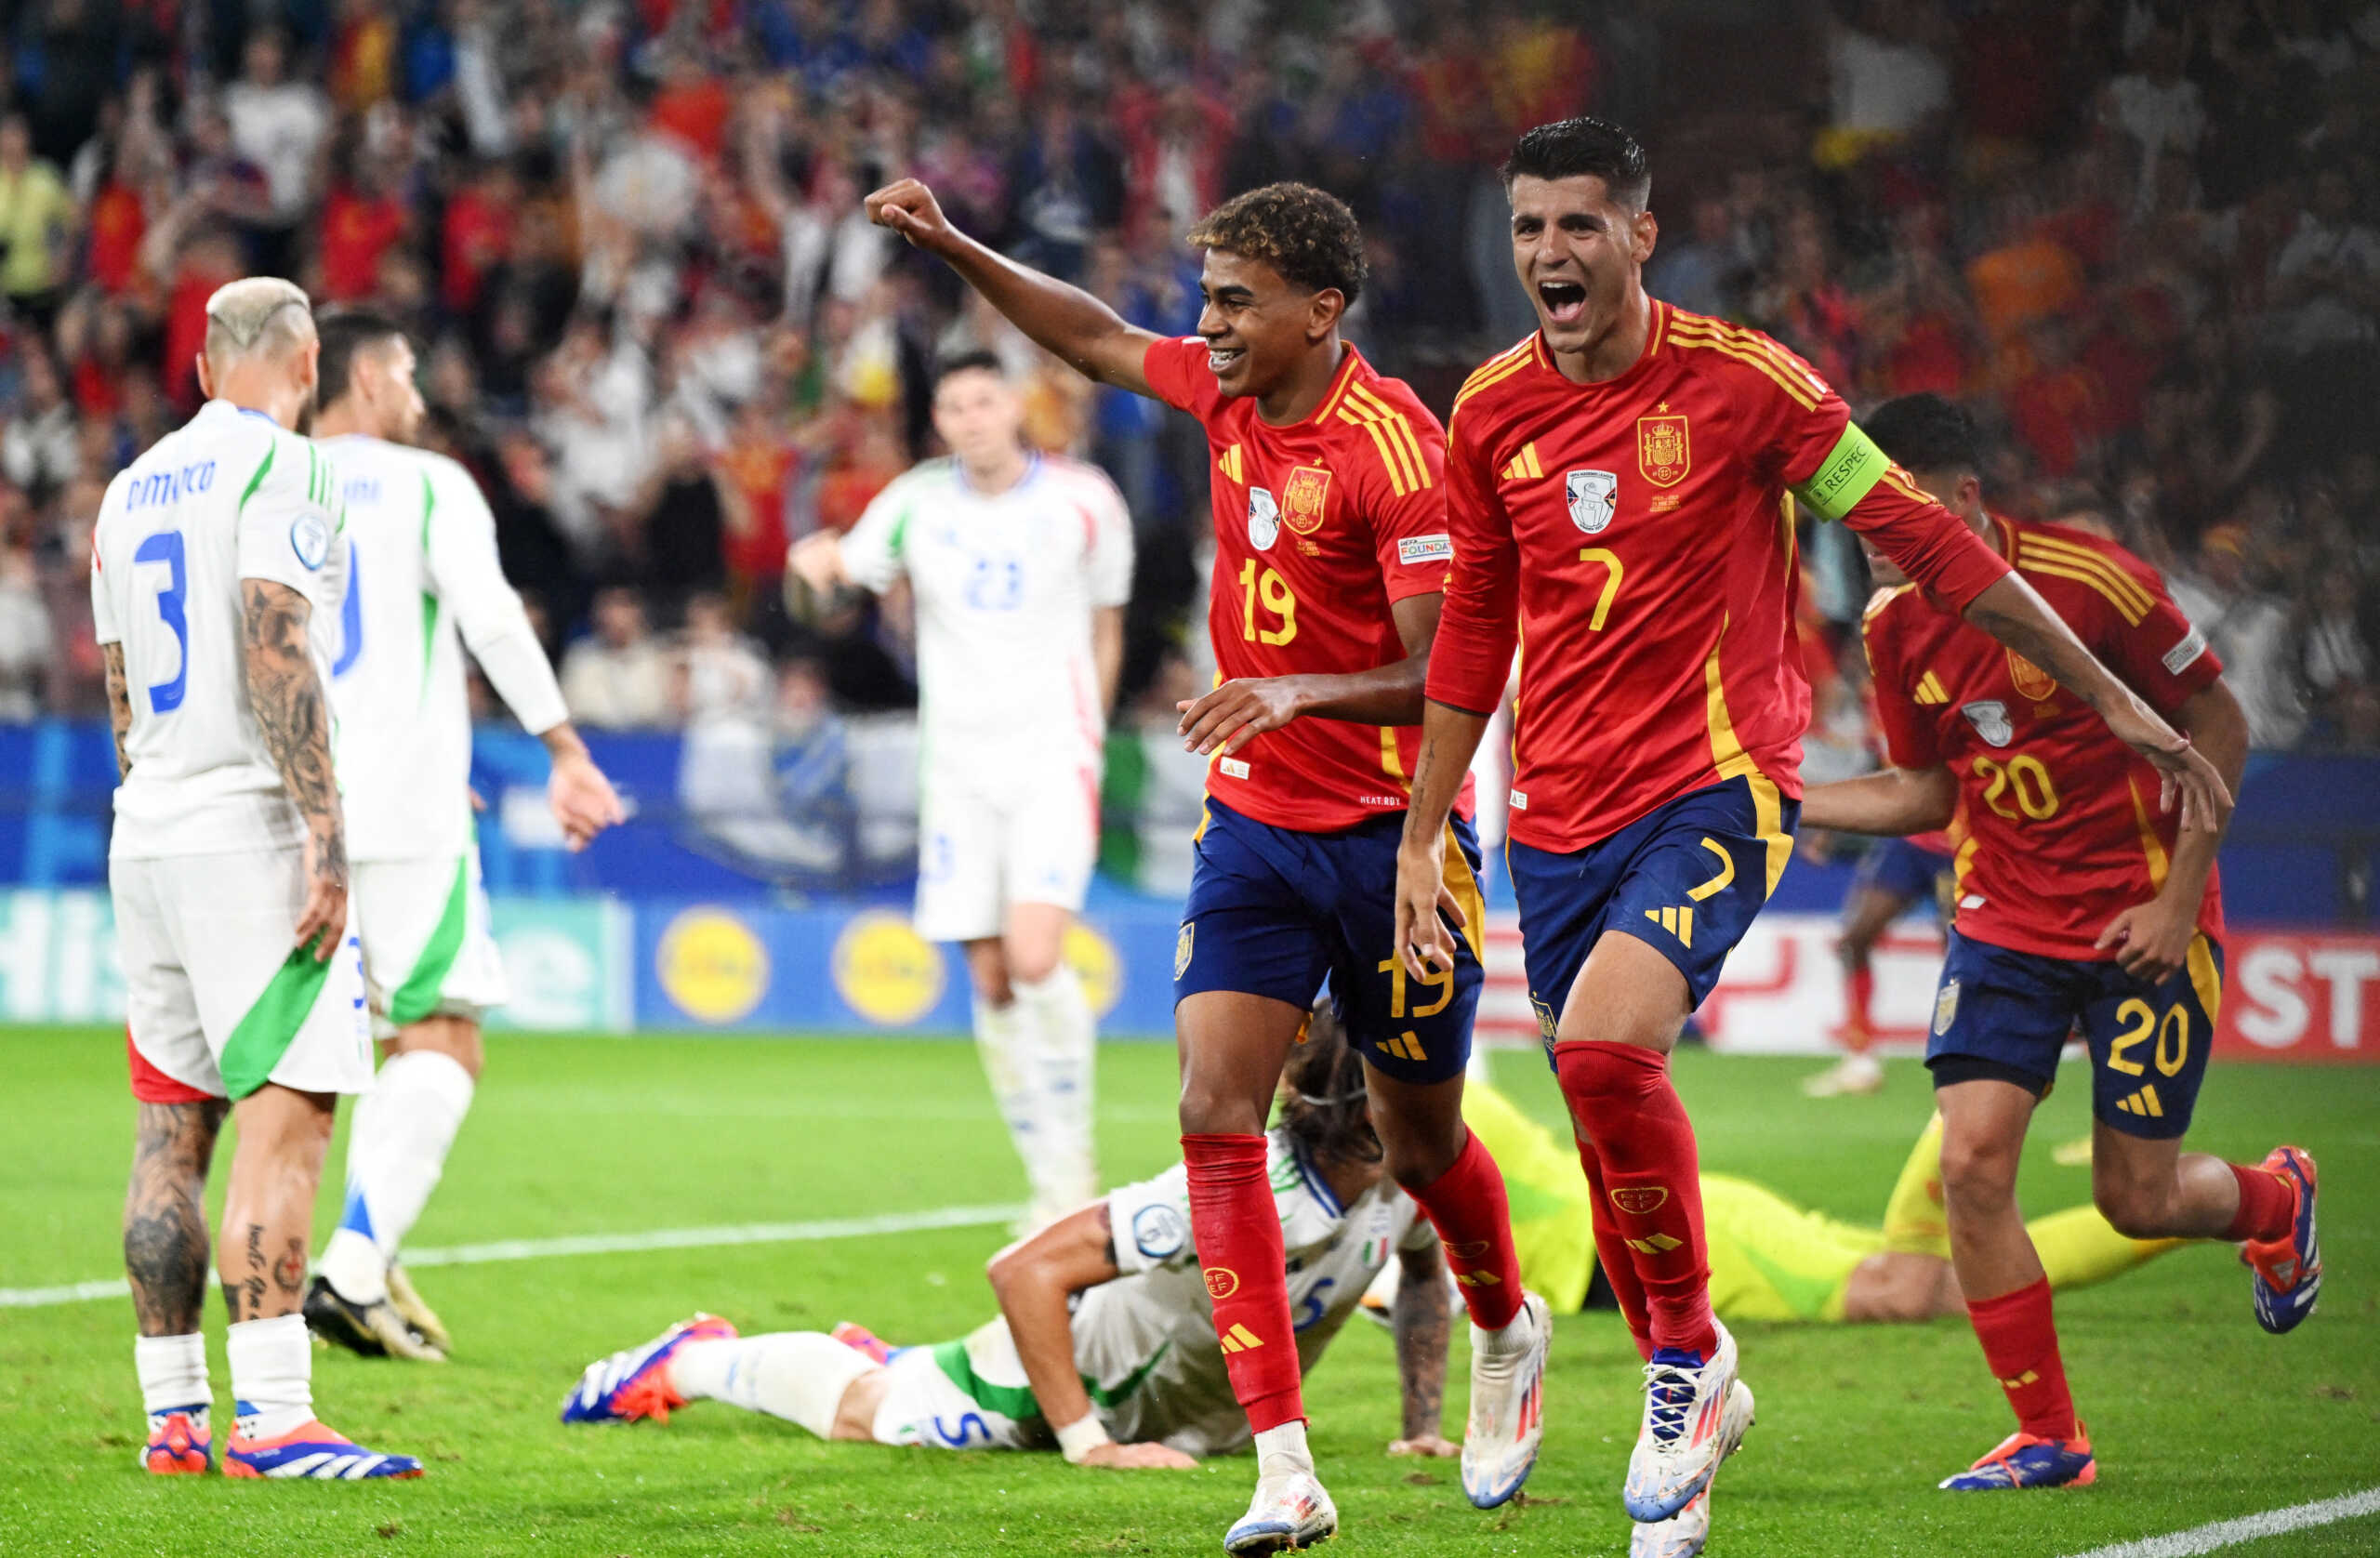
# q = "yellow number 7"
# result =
<box><xmin>1578</xmin><ymin>548</ymin><xmax>1623</xmax><ymax>630</ymax></box>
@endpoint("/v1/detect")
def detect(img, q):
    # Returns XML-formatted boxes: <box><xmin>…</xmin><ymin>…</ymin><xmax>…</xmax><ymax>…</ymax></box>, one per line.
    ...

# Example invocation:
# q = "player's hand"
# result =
<box><xmin>549</xmin><ymin>753</ymin><xmax>627</xmax><ymax>852</ymax></box>
<box><xmin>1394</xmin><ymin>839</ymin><xmax>1465</xmax><ymax>983</ymax></box>
<box><xmin>1386</xmin><ymin>1433</ymin><xmax>1461</xmax><ymax>1459</ymax></box>
<box><xmin>2094</xmin><ymin>891</ymin><xmax>2197</xmax><ymax>984</ymax></box>
<box><xmin>296</xmin><ymin>829</ymin><xmax>349</xmax><ymax>962</ymax></box>
<box><xmin>1175</xmin><ymin>677</ymin><xmax>1308</xmax><ymax>757</ymax></box>
<box><xmin>1077</xmin><ymin>1441</ymin><xmax>1199</xmax><ymax>1471</ymax></box>
<box><xmin>2109</xmin><ymin>707</ymin><xmax>2232</xmax><ymax>835</ymax></box>
<box><xmin>787</xmin><ymin>532</ymin><xmax>848</xmax><ymax>595</ymax></box>
<box><xmin>1795</xmin><ymin>828</ymin><xmax>1839</xmax><ymax>866</ymax></box>
<box><xmin>864</xmin><ymin>178</ymin><xmax>954</xmax><ymax>250</ymax></box>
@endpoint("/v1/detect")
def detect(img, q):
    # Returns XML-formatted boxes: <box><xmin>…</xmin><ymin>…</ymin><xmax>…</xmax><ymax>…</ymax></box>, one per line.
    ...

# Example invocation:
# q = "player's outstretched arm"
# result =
<box><xmin>865</xmin><ymin>178</ymin><xmax>1159</xmax><ymax>397</ymax></box>
<box><xmin>1385</xmin><ymin>1241</ymin><xmax>1458</xmax><ymax>1458</ymax></box>
<box><xmin>985</xmin><ymin>1203</ymin><xmax>1198</xmax><ymax>1470</ymax></box>
<box><xmin>242</xmin><ymin>579</ymin><xmax>348</xmax><ymax>959</ymax></box>
<box><xmin>2095</xmin><ymin>679</ymin><xmax>2249</xmax><ymax>982</ymax></box>
<box><xmin>1176</xmin><ymin>592</ymin><xmax>1445</xmax><ymax>757</ymax></box>
<box><xmin>1962</xmin><ymin>574</ymin><xmax>2232</xmax><ymax>835</ymax></box>
<box><xmin>1797</xmin><ymin>763</ymin><xmax>1958</xmax><ymax>838</ymax></box>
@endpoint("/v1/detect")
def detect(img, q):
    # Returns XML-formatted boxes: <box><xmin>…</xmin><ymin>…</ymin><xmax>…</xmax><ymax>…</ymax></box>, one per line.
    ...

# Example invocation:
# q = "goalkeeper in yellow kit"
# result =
<box><xmin>1461</xmin><ymin>1085</ymin><xmax>2186</xmax><ymax>1325</ymax></box>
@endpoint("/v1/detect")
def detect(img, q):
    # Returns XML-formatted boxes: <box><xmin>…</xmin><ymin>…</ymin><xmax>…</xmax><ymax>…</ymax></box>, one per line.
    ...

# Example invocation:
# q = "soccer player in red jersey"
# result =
<box><xmin>1799</xmin><ymin>393</ymin><xmax>2319</xmax><ymax>1491</ymax></box>
<box><xmin>863</xmin><ymin>177</ymin><xmax>1545</xmax><ymax>1549</ymax></box>
<box><xmin>1389</xmin><ymin>118</ymin><xmax>2230</xmax><ymax>1554</ymax></box>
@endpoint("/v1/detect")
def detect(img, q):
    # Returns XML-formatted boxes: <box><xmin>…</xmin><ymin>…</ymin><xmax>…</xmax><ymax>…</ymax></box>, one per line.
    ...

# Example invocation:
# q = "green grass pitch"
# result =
<box><xmin>1</xmin><ymin>1026</ymin><xmax>2374</xmax><ymax>1556</ymax></box>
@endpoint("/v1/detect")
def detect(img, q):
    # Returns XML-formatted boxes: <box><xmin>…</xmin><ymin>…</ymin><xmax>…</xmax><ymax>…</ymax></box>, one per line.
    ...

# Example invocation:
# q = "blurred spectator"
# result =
<box><xmin>2271</xmin><ymin>167</ymin><xmax>2380</xmax><ymax>358</ymax></box>
<box><xmin>223</xmin><ymin>28</ymin><xmax>329</xmax><ymax>266</ymax></box>
<box><xmin>0</xmin><ymin>500</ymin><xmax>51</xmax><ymax>720</ymax></box>
<box><xmin>561</xmin><ymin>588</ymin><xmax>671</xmax><ymax>730</ymax></box>
<box><xmin>0</xmin><ymin>113</ymin><xmax>76</xmax><ymax>323</ymax></box>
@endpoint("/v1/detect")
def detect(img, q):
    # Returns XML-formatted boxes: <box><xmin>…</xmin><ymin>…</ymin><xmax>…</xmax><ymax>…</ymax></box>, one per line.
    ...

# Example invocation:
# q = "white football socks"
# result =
<box><xmin>227</xmin><ymin>1314</ymin><xmax>313</xmax><ymax>1442</ymax></box>
<box><xmin>1013</xmin><ymin>967</ymin><xmax>1099</xmax><ymax>1220</ymax></box>
<box><xmin>669</xmin><ymin>1332</ymin><xmax>877</xmax><ymax>1441</ymax></box>
<box><xmin>135</xmin><ymin>1332</ymin><xmax>209</xmax><ymax>1425</ymax></box>
<box><xmin>973</xmin><ymin>995</ymin><xmax>1039</xmax><ymax>1208</ymax></box>
<box><xmin>324</xmin><ymin>1050</ymin><xmax>476</xmax><ymax>1305</ymax></box>
<box><xmin>1255</xmin><ymin>1419</ymin><xmax>1315</xmax><ymax>1478</ymax></box>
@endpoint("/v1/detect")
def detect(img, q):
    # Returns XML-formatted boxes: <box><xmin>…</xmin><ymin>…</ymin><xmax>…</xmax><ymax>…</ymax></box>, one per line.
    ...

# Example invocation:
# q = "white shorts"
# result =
<box><xmin>352</xmin><ymin>852</ymin><xmax>507</xmax><ymax>1036</ymax></box>
<box><xmin>914</xmin><ymin>753</ymin><xmax>1100</xmax><ymax>944</ymax></box>
<box><xmin>114</xmin><ymin>849</ymin><xmax>375</xmax><ymax>1101</ymax></box>
<box><xmin>868</xmin><ymin>1320</ymin><xmax>1050</xmax><ymax>1451</ymax></box>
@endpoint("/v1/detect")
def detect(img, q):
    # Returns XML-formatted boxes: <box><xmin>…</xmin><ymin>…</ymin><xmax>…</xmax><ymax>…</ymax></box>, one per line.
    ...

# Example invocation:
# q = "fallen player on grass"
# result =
<box><xmin>561</xmin><ymin>1003</ymin><xmax>1459</xmax><ymax>1469</ymax></box>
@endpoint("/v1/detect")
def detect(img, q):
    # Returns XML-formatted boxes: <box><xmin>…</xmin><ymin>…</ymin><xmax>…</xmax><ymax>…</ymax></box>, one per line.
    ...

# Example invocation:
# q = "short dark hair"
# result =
<box><xmin>1501</xmin><ymin>117</ymin><xmax>1651</xmax><ymax>210</ymax></box>
<box><xmin>931</xmin><ymin>350</ymin><xmax>1007</xmax><ymax>390</ymax></box>
<box><xmin>315</xmin><ymin>308</ymin><xmax>410</xmax><ymax>409</ymax></box>
<box><xmin>1186</xmin><ymin>182</ymin><xmax>1366</xmax><ymax>306</ymax></box>
<box><xmin>1863</xmin><ymin>393</ymin><xmax>1983</xmax><ymax>476</ymax></box>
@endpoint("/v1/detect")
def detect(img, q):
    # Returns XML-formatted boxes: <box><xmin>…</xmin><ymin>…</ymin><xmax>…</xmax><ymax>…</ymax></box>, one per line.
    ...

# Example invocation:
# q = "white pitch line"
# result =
<box><xmin>0</xmin><ymin>1202</ymin><xmax>1023</xmax><ymax>1310</ymax></box>
<box><xmin>2064</xmin><ymin>1487</ymin><xmax>2380</xmax><ymax>1558</ymax></box>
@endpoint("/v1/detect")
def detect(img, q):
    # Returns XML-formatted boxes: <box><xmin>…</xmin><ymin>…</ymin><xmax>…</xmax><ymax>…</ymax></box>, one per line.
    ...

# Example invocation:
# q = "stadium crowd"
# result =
<box><xmin>0</xmin><ymin>0</ymin><xmax>2375</xmax><ymax>763</ymax></box>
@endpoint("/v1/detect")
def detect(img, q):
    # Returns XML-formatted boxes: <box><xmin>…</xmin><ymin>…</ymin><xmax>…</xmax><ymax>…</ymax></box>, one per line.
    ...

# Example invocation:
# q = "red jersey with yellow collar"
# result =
<box><xmin>1863</xmin><ymin>514</ymin><xmax>2226</xmax><ymax>960</ymax></box>
<box><xmin>1426</xmin><ymin>302</ymin><xmax>2011</xmax><ymax>855</ymax></box>
<box><xmin>1144</xmin><ymin>336</ymin><xmax>1471</xmax><ymax>832</ymax></box>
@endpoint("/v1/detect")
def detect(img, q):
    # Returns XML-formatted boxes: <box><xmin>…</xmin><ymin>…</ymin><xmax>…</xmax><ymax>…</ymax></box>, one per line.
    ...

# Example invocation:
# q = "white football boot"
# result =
<box><xmin>1223</xmin><ymin>1468</ymin><xmax>1339</xmax><ymax>1554</ymax></box>
<box><xmin>1622</xmin><ymin>1317</ymin><xmax>1741</xmax><ymax>1523</ymax></box>
<box><xmin>1630</xmin><ymin>1380</ymin><xmax>1755</xmax><ymax>1558</ymax></box>
<box><xmin>1462</xmin><ymin>1290</ymin><xmax>1552</xmax><ymax>1508</ymax></box>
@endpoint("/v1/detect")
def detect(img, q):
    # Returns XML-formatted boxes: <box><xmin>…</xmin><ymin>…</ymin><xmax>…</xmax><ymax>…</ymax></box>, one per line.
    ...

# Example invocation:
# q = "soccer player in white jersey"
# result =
<box><xmin>96</xmin><ymin>277</ymin><xmax>418</xmax><ymax>1481</ymax></box>
<box><xmin>789</xmin><ymin>351</ymin><xmax>1132</xmax><ymax>1231</ymax></box>
<box><xmin>299</xmin><ymin>309</ymin><xmax>626</xmax><ymax>1361</ymax></box>
<box><xmin>562</xmin><ymin>1005</ymin><xmax>1461</xmax><ymax>1472</ymax></box>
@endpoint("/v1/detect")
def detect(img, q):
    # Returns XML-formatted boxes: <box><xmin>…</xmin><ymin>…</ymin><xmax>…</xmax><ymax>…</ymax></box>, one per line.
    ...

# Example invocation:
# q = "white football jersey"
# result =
<box><xmin>1079</xmin><ymin>1130</ymin><xmax>1433</xmax><ymax>1457</ymax></box>
<box><xmin>321</xmin><ymin>435</ymin><xmax>568</xmax><ymax>861</ymax></box>
<box><xmin>839</xmin><ymin>455</ymin><xmax>1131</xmax><ymax>764</ymax></box>
<box><xmin>92</xmin><ymin>401</ymin><xmax>348</xmax><ymax>860</ymax></box>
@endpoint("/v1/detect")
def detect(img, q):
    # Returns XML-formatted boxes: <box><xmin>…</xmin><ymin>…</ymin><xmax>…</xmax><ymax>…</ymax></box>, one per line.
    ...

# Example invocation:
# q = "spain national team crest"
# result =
<box><xmin>1637</xmin><ymin>413</ymin><xmax>1690</xmax><ymax>487</ymax></box>
<box><xmin>1247</xmin><ymin>487</ymin><xmax>1280</xmax><ymax>551</ymax></box>
<box><xmin>1174</xmin><ymin>922</ymin><xmax>1195</xmax><ymax>981</ymax></box>
<box><xmin>1281</xmin><ymin>465</ymin><xmax>1333</xmax><ymax>535</ymax></box>
<box><xmin>1934</xmin><ymin>978</ymin><xmax>1961</xmax><ymax>1036</ymax></box>
<box><xmin>1962</xmin><ymin>700</ymin><xmax>2014</xmax><ymax>746</ymax></box>
<box><xmin>2006</xmin><ymin>648</ymin><xmax>2058</xmax><ymax>701</ymax></box>
<box><xmin>1610</xmin><ymin>1186</ymin><xmax>1670</xmax><ymax>1214</ymax></box>
<box><xmin>1566</xmin><ymin>469</ymin><xmax>1618</xmax><ymax>534</ymax></box>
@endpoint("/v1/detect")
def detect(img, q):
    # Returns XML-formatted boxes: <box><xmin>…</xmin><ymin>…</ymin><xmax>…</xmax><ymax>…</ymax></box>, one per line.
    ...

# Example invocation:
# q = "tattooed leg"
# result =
<box><xmin>219</xmin><ymin>1083</ymin><xmax>337</xmax><ymax>1323</ymax></box>
<box><xmin>125</xmin><ymin>1099</ymin><xmax>228</xmax><ymax>1337</ymax></box>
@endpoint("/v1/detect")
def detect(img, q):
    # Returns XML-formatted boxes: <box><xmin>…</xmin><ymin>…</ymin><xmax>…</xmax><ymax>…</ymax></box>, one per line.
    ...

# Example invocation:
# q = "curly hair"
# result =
<box><xmin>1186</xmin><ymin>182</ymin><xmax>1367</xmax><ymax>307</ymax></box>
<box><xmin>1277</xmin><ymin>1000</ymin><xmax>1380</xmax><ymax>1168</ymax></box>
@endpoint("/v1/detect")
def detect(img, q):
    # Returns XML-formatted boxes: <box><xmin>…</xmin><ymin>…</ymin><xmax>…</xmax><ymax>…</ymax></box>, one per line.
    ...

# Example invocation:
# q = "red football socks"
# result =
<box><xmin>1554</xmin><ymin>1041</ymin><xmax>1718</xmax><ymax>1356</ymax></box>
<box><xmin>1181</xmin><ymin>1133</ymin><xmax>1302</xmax><ymax>1433</ymax></box>
<box><xmin>1844</xmin><ymin>965</ymin><xmax>1876</xmax><ymax>1049</ymax></box>
<box><xmin>1573</xmin><ymin>1131</ymin><xmax>1654</xmax><ymax>1360</ymax></box>
<box><xmin>1411</xmin><ymin>1128</ymin><xmax>1524</xmax><ymax>1332</ymax></box>
<box><xmin>1966</xmin><ymin>1277</ymin><xmax>2079</xmax><ymax>1440</ymax></box>
<box><xmin>2224</xmin><ymin>1161</ymin><xmax>2295</xmax><ymax>1244</ymax></box>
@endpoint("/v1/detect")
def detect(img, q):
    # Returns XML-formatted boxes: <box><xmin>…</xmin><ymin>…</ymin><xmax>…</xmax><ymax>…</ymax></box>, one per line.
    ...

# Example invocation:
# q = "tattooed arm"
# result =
<box><xmin>103</xmin><ymin>641</ymin><xmax>133</xmax><ymax>778</ymax></box>
<box><xmin>1387</xmin><ymin>1239</ymin><xmax>1459</xmax><ymax>1457</ymax></box>
<box><xmin>124</xmin><ymin>1099</ymin><xmax>227</xmax><ymax>1335</ymax></box>
<box><xmin>241</xmin><ymin>578</ymin><xmax>347</xmax><ymax>958</ymax></box>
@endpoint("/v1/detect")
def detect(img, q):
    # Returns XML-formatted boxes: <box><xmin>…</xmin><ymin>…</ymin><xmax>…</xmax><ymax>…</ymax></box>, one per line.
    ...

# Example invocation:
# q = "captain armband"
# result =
<box><xmin>1790</xmin><ymin>424</ymin><xmax>1891</xmax><ymax>523</ymax></box>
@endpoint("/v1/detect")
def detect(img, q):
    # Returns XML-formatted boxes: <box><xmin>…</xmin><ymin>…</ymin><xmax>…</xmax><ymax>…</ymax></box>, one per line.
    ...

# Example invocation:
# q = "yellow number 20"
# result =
<box><xmin>1238</xmin><ymin>559</ymin><xmax>1297</xmax><ymax>646</ymax></box>
<box><xmin>1973</xmin><ymin>753</ymin><xmax>2059</xmax><ymax>822</ymax></box>
<box><xmin>2108</xmin><ymin>997</ymin><xmax>2190</xmax><ymax>1077</ymax></box>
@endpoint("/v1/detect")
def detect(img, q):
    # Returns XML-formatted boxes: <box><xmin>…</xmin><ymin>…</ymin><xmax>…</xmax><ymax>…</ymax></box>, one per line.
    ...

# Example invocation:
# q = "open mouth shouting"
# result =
<box><xmin>1536</xmin><ymin>279</ymin><xmax>1589</xmax><ymax>327</ymax></box>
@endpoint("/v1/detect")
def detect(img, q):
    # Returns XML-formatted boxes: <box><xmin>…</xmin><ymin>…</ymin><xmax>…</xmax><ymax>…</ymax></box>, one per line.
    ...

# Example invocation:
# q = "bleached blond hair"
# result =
<box><xmin>203</xmin><ymin>276</ymin><xmax>316</xmax><ymax>371</ymax></box>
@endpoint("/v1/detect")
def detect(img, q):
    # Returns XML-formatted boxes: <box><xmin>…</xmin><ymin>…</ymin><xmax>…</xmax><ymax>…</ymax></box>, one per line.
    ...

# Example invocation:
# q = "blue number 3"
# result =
<box><xmin>134</xmin><ymin>531</ymin><xmax>188</xmax><ymax>713</ymax></box>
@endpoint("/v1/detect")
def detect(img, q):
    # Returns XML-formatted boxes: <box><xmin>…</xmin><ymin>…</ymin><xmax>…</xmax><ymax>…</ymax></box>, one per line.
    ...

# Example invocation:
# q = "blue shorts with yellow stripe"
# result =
<box><xmin>1508</xmin><ymin>774</ymin><xmax>1797</xmax><ymax>1044</ymax></box>
<box><xmin>1173</xmin><ymin>799</ymin><xmax>1485</xmax><ymax>1084</ymax></box>
<box><xmin>1925</xmin><ymin>930</ymin><xmax>2224</xmax><ymax>1141</ymax></box>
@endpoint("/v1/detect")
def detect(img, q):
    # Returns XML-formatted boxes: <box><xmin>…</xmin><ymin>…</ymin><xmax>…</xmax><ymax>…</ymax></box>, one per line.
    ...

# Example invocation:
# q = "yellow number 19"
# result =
<box><xmin>1239</xmin><ymin>559</ymin><xmax>1297</xmax><ymax>646</ymax></box>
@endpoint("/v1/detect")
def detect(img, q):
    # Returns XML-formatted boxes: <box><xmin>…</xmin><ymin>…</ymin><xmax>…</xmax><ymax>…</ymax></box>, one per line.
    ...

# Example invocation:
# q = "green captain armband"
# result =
<box><xmin>1791</xmin><ymin>424</ymin><xmax>1891</xmax><ymax>522</ymax></box>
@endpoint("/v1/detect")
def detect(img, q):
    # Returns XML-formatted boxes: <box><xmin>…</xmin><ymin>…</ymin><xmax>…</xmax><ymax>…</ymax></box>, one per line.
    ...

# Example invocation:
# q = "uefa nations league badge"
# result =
<box><xmin>1567</xmin><ymin>469</ymin><xmax>1618</xmax><ymax>534</ymax></box>
<box><xmin>1247</xmin><ymin>486</ymin><xmax>1281</xmax><ymax>551</ymax></box>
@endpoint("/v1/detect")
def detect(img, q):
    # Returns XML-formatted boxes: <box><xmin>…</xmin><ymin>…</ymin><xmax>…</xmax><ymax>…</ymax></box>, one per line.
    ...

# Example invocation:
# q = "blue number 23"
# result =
<box><xmin>134</xmin><ymin>530</ymin><xmax>188</xmax><ymax>713</ymax></box>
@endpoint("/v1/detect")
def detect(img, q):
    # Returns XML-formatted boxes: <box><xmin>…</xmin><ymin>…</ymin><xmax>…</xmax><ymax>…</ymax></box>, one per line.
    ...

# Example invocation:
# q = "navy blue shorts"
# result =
<box><xmin>1925</xmin><ymin>930</ymin><xmax>2226</xmax><ymax>1140</ymax></box>
<box><xmin>1856</xmin><ymin>836</ymin><xmax>1953</xmax><ymax>910</ymax></box>
<box><xmin>1508</xmin><ymin>774</ymin><xmax>1798</xmax><ymax>1047</ymax></box>
<box><xmin>1173</xmin><ymin>799</ymin><xmax>1484</xmax><ymax>1084</ymax></box>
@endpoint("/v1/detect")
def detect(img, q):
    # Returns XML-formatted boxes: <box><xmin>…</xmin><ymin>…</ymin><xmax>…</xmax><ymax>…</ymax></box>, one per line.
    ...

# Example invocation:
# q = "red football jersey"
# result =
<box><xmin>1864</xmin><ymin>515</ymin><xmax>2226</xmax><ymax>960</ymax></box>
<box><xmin>1427</xmin><ymin>303</ymin><xmax>2011</xmax><ymax>853</ymax></box>
<box><xmin>1144</xmin><ymin>337</ymin><xmax>1471</xmax><ymax>832</ymax></box>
